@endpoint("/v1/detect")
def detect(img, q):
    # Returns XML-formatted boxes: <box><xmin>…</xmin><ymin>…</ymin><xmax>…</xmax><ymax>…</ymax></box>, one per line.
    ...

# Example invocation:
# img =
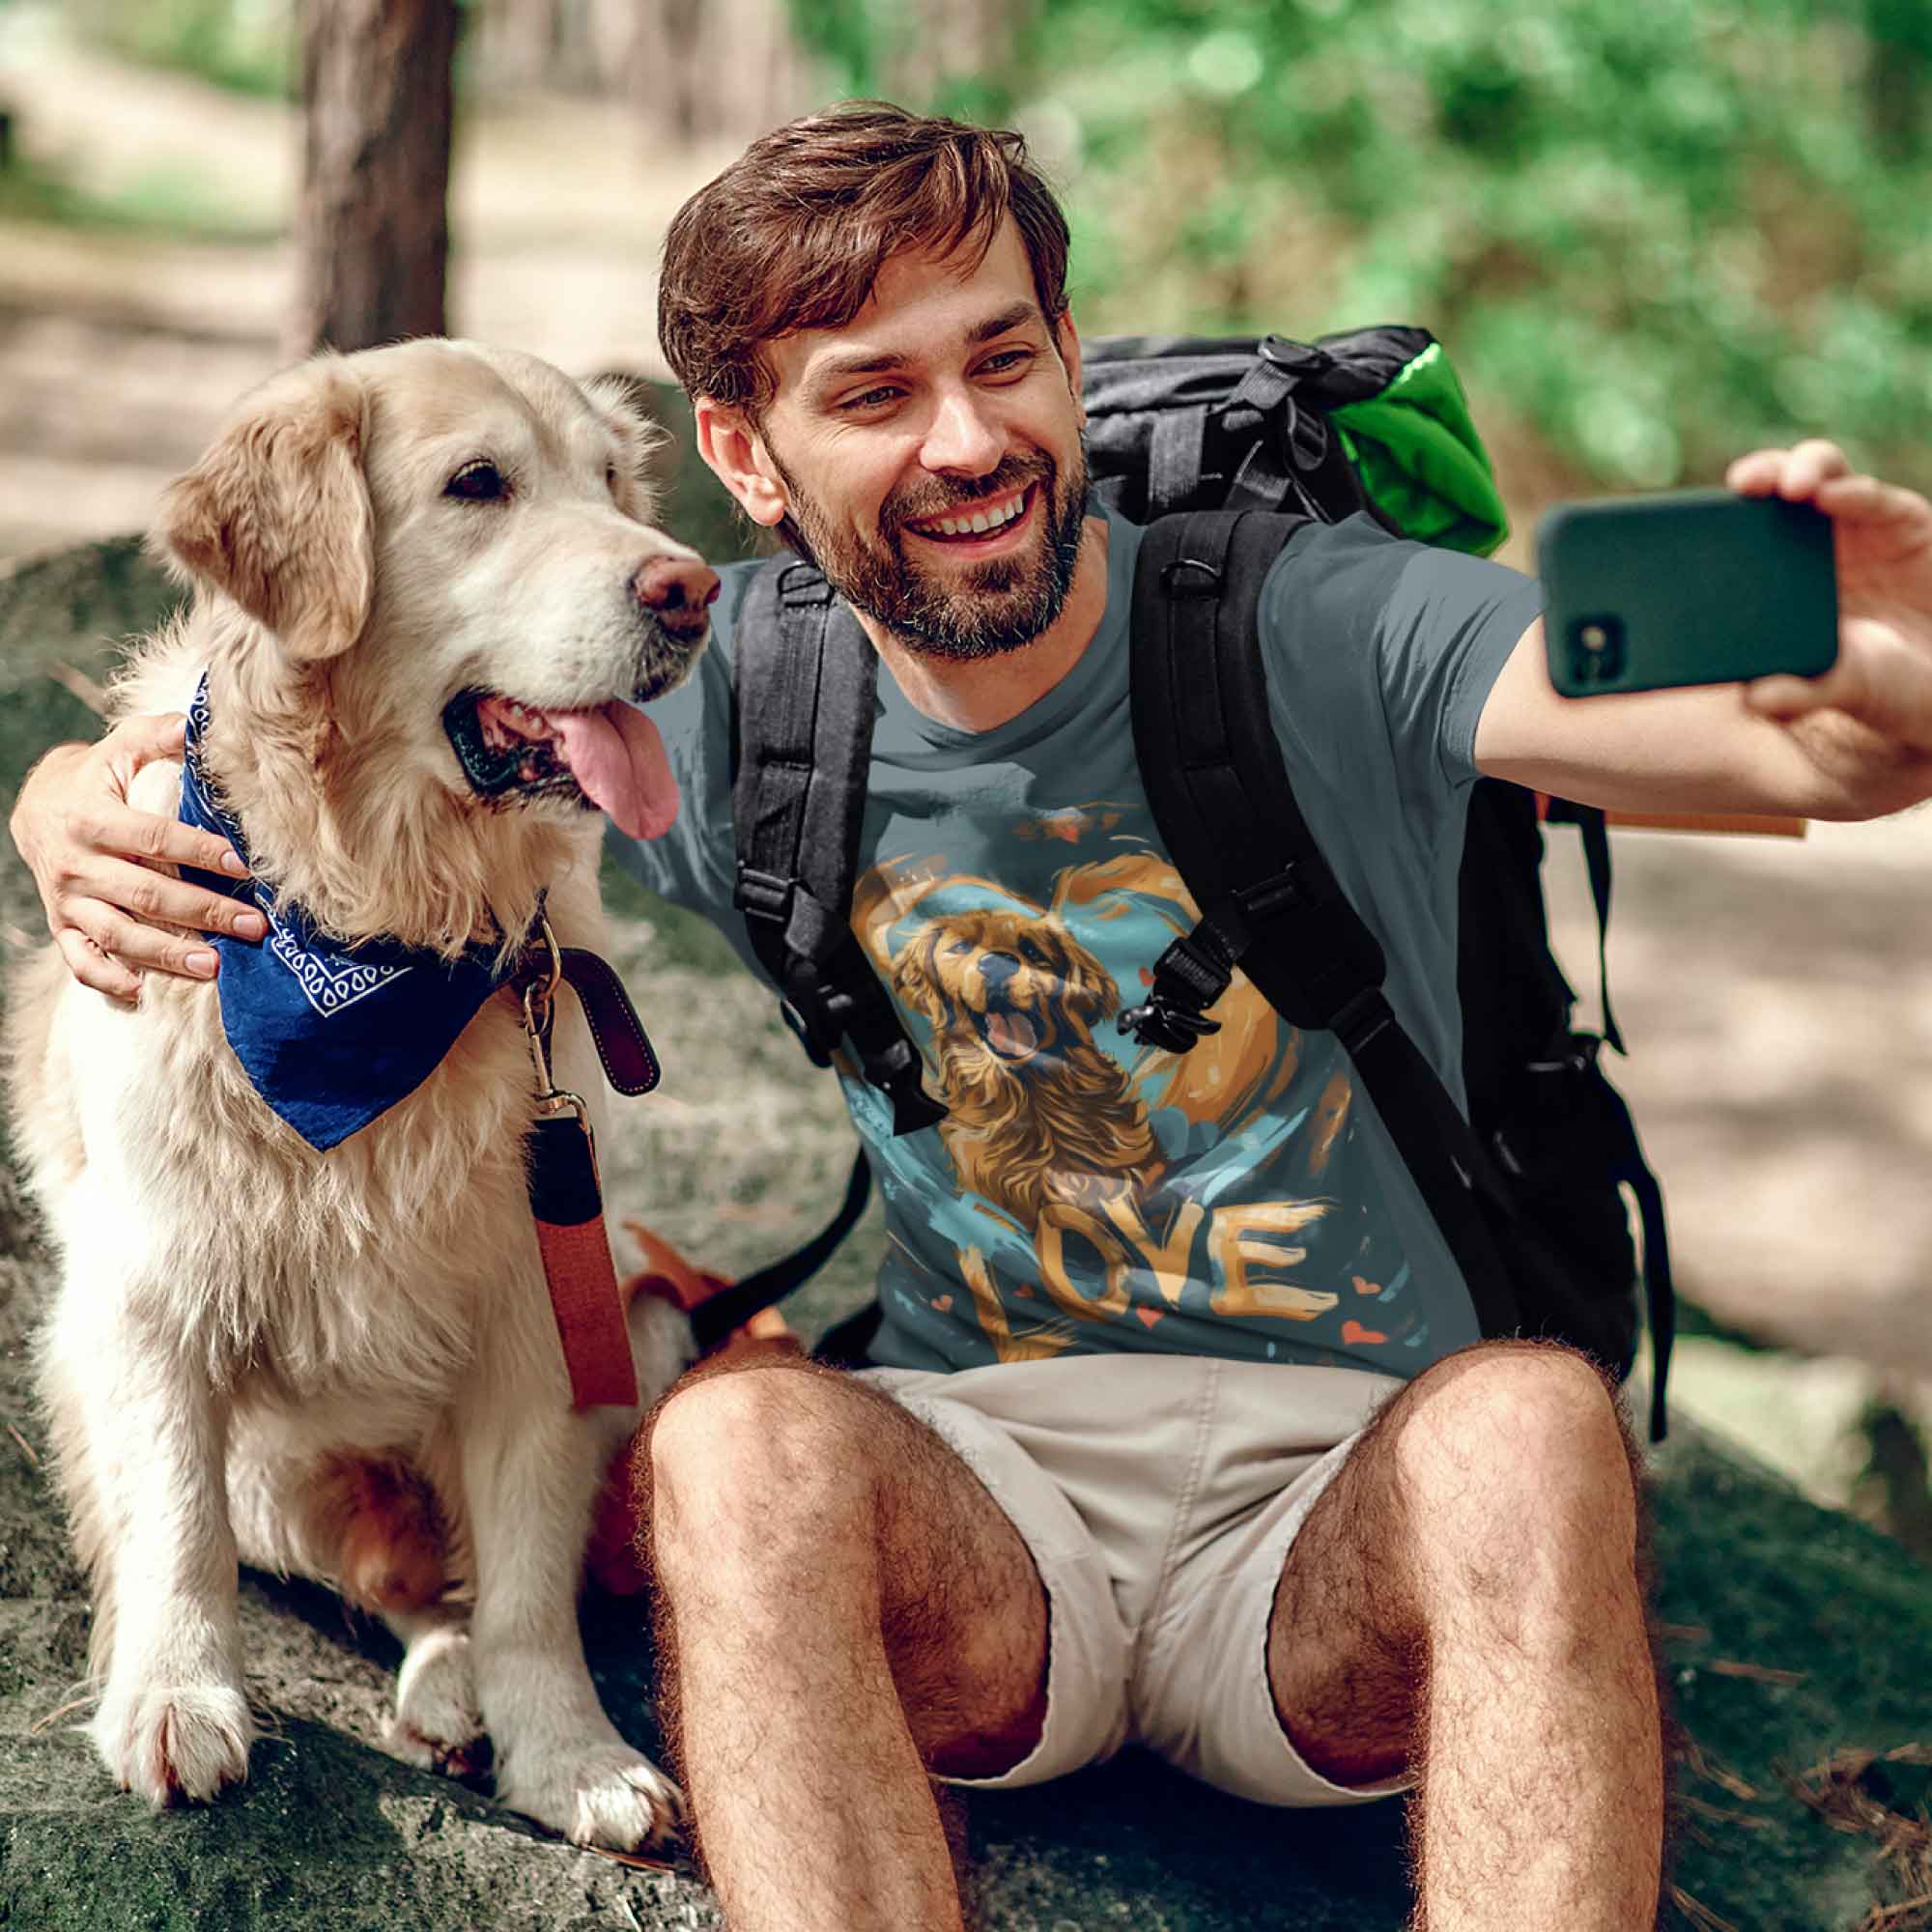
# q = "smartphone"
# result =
<box><xmin>1537</xmin><ymin>488</ymin><xmax>1838</xmax><ymax>697</ymax></box>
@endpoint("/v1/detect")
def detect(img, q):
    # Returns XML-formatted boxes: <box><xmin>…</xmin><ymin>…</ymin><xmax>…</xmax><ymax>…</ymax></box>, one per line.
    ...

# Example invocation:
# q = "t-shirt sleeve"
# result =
<box><xmin>1257</xmin><ymin>514</ymin><xmax>1543</xmax><ymax>850</ymax></box>
<box><xmin>602</xmin><ymin>561</ymin><xmax>749</xmax><ymax>921</ymax></box>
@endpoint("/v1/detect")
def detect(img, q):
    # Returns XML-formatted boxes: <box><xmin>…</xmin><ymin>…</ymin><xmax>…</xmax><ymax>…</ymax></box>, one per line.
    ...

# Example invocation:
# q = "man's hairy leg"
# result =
<box><xmin>643</xmin><ymin>1358</ymin><xmax>1049</xmax><ymax>1932</ymax></box>
<box><xmin>1267</xmin><ymin>1340</ymin><xmax>1667</xmax><ymax>1932</ymax></box>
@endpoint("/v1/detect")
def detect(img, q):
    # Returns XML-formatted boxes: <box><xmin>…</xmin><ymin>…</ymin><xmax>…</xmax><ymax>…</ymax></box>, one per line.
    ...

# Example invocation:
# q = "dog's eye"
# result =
<box><xmin>606</xmin><ymin>462</ymin><xmax>621</xmax><ymax>497</ymax></box>
<box><xmin>1019</xmin><ymin>940</ymin><xmax>1046</xmax><ymax>965</ymax></box>
<box><xmin>446</xmin><ymin>460</ymin><xmax>508</xmax><ymax>503</ymax></box>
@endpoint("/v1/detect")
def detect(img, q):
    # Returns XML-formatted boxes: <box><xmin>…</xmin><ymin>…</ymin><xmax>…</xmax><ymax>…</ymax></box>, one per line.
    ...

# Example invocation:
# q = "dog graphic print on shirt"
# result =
<box><xmin>844</xmin><ymin>817</ymin><xmax>1442</xmax><ymax>1375</ymax></box>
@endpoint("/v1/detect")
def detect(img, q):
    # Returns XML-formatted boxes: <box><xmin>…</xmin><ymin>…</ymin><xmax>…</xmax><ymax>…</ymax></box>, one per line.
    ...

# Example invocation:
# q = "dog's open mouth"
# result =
<box><xmin>978</xmin><ymin>1006</ymin><xmax>1041</xmax><ymax>1065</ymax></box>
<box><xmin>441</xmin><ymin>691</ymin><xmax>680</xmax><ymax>841</ymax></box>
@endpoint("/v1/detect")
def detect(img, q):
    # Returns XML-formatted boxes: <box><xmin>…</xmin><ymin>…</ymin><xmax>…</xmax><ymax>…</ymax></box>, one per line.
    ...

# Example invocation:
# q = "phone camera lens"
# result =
<box><xmin>1567</xmin><ymin>615</ymin><xmax>1625</xmax><ymax>686</ymax></box>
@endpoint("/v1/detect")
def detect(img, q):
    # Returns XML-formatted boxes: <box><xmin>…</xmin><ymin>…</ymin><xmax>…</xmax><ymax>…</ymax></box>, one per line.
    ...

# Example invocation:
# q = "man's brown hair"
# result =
<box><xmin>658</xmin><ymin>101</ymin><xmax>1072</xmax><ymax>415</ymax></box>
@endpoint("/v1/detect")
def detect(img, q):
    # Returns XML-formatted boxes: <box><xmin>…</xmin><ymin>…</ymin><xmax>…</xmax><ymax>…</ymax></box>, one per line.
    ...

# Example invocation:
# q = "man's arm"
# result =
<box><xmin>1474</xmin><ymin>440</ymin><xmax>1932</xmax><ymax>823</ymax></box>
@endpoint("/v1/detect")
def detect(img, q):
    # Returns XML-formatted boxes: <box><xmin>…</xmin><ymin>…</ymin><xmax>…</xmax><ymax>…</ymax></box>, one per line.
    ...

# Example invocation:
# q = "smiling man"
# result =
<box><xmin>14</xmin><ymin>101</ymin><xmax>1932</xmax><ymax>1932</ymax></box>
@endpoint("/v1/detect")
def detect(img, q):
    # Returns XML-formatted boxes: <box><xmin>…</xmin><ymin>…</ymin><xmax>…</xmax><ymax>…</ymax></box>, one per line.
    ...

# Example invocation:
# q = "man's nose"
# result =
<box><xmin>920</xmin><ymin>388</ymin><xmax>1002</xmax><ymax>477</ymax></box>
<box><xmin>633</xmin><ymin>555</ymin><xmax>722</xmax><ymax>623</ymax></box>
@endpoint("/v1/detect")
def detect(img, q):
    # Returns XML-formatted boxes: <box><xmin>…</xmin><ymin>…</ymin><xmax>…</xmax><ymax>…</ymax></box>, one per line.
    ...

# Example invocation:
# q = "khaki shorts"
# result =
<box><xmin>861</xmin><ymin>1352</ymin><xmax>1412</xmax><ymax>1808</ymax></box>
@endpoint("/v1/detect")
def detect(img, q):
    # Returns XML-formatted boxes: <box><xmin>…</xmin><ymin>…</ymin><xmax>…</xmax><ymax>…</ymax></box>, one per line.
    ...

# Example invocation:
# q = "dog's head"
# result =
<box><xmin>157</xmin><ymin>340</ymin><xmax>712</xmax><ymax>848</ymax></box>
<box><xmin>892</xmin><ymin>904</ymin><xmax>1119</xmax><ymax>1085</ymax></box>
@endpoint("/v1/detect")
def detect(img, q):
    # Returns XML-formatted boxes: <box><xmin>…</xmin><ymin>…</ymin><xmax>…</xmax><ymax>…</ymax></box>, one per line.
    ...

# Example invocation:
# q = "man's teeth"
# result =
<box><xmin>917</xmin><ymin>492</ymin><xmax>1026</xmax><ymax>538</ymax></box>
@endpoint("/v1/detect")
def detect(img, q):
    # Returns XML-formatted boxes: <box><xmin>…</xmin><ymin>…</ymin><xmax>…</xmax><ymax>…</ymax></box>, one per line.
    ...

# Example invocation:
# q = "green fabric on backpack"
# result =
<box><xmin>1329</xmin><ymin>341</ymin><xmax>1509</xmax><ymax>557</ymax></box>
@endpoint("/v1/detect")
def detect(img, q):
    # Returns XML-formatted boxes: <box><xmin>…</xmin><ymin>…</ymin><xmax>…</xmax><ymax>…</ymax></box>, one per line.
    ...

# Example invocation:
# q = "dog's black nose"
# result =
<box><xmin>980</xmin><ymin>952</ymin><xmax>1020</xmax><ymax>989</ymax></box>
<box><xmin>633</xmin><ymin>555</ymin><xmax>721</xmax><ymax>619</ymax></box>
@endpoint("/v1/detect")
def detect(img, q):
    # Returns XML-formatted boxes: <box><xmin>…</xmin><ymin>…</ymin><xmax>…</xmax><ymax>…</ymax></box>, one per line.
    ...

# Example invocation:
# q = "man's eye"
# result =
<box><xmin>446</xmin><ymin>460</ymin><xmax>508</xmax><ymax>502</ymax></box>
<box><xmin>841</xmin><ymin>386</ymin><xmax>902</xmax><ymax>412</ymax></box>
<box><xmin>979</xmin><ymin>350</ymin><xmax>1034</xmax><ymax>378</ymax></box>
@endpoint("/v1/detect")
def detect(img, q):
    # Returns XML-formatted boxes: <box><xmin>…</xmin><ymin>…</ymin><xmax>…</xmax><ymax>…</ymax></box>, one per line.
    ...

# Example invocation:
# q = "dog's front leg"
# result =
<box><xmin>46</xmin><ymin>1287</ymin><xmax>253</xmax><ymax>1804</ymax></box>
<box><xmin>458</xmin><ymin>1386</ymin><xmax>679</xmax><ymax>1850</ymax></box>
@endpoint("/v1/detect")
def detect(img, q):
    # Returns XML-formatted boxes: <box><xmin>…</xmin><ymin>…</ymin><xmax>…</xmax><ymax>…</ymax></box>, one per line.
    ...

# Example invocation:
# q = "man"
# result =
<box><xmin>13</xmin><ymin>103</ymin><xmax>1932</xmax><ymax>1932</ymax></box>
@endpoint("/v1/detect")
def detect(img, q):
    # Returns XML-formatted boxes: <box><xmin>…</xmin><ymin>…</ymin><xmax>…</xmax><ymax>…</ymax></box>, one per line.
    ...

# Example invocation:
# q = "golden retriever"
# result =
<box><xmin>4</xmin><ymin>341</ymin><xmax>708</xmax><ymax>1849</ymax></box>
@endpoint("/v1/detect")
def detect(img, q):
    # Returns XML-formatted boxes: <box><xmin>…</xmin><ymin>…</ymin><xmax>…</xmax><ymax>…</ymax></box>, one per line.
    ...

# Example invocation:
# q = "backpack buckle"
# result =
<box><xmin>733</xmin><ymin>865</ymin><xmax>792</xmax><ymax>927</ymax></box>
<box><xmin>1118</xmin><ymin>929</ymin><xmax>1230</xmax><ymax>1054</ymax></box>
<box><xmin>777</xmin><ymin>563</ymin><xmax>836</xmax><ymax>609</ymax></box>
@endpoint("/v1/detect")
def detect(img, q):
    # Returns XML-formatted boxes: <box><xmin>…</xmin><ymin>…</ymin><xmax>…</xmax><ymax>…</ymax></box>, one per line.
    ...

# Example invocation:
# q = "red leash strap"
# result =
<box><xmin>516</xmin><ymin>922</ymin><xmax>641</xmax><ymax>1411</ymax></box>
<box><xmin>526</xmin><ymin>1112</ymin><xmax>639</xmax><ymax>1409</ymax></box>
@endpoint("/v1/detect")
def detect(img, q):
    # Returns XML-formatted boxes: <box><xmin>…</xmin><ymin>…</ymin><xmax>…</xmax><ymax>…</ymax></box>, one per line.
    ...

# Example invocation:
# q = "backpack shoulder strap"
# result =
<box><xmin>1128</xmin><ymin>508</ymin><xmax>1521</xmax><ymax>1340</ymax></box>
<box><xmin>731</xmin><ymin>554</ymin><xmax>942</xmax><ymax>1138</ymax></box>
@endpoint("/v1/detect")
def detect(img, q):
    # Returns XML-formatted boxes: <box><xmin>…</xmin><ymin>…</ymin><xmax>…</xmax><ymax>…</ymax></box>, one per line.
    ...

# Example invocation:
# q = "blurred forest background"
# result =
<box><xmin>1</xmin><ymin>0</ymin><xmax>1931</xmax><ymax>1560</ymax></box>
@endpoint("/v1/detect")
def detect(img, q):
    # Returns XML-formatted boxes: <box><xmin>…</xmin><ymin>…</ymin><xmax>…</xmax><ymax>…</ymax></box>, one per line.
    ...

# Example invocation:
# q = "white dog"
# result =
<box><xmin>4</xmin><ymin>340</ymin><xmax>710</xmax><ymax>1849</ymax></box>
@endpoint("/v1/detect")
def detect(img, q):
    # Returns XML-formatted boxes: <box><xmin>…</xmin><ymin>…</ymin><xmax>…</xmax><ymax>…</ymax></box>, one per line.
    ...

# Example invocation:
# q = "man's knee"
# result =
<box><xmin>1388</xmin><ymin>1340</ymin><xmax>1641</xmax><ymax>1596</ymax></box>
<box><xmin>646</xmin><ymin>1360</ymin><xmax>883</xmax><ymax>1576</ymax></box>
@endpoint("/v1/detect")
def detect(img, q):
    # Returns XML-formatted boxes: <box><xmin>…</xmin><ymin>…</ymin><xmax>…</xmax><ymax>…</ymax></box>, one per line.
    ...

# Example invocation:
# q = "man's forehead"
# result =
<box><xmin>770</xmin><ymin>224</ymin><xmax>1044</xmax><ymax>395</ymax></box>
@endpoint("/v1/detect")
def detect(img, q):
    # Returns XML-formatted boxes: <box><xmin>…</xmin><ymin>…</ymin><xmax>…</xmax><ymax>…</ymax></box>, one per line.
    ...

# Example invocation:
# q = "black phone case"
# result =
<box><xmin>1537</xmin><ymin>489</ymin><xmax>1838</xmax><ymax>697</ymax></box>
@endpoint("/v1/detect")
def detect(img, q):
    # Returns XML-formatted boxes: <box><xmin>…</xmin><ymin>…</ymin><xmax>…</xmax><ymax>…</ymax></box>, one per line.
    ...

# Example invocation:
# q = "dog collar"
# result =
<box><xmin>177</xmin><ymin>675</ymin><xmax>510</xmax><ymax>1151</ymax></box>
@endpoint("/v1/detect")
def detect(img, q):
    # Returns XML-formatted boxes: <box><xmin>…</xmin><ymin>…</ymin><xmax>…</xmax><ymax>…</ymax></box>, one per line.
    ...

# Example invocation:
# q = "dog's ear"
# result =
<box><xmin>157</xmin><ymin>355</ymin><xmax>373</xmax><ymax>661</ymax></box>
<box><xmin>890</xmin><ymin>928</ymin><xmax>948</xmax><ymax>1024</ymax></box>
<box><xmin>582</xmin><ymin>372</ymin><xmax>668</xmax><ymax>523</ymax></box>
<box><xmin>1050</xmin><ymin>926</ymin><xmax>1119</xmax><ymax>1023</ymax></box>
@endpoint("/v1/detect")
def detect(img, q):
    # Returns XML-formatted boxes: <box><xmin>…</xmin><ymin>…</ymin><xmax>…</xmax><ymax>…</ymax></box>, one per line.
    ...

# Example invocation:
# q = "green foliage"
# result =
<box><xmin>791</xmin><ymin>0</ymin><xmax>1932</xmax><ymax>492</ymax></box>
<box><xmin>64</xmin><ymin>0</ymin><xmax>294</xmax><ymax>100</ymax></box>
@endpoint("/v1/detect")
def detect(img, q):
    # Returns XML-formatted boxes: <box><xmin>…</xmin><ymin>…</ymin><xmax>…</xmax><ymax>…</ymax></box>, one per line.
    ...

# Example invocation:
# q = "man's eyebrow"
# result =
<box><xmin>964</xmin><ymin>300</ymin><xmax>1045</xmax><ymax>346</ymax></box>
<box><xmin>804</xmin><ymin>302</ymin><xmax>1048</xmax><ymax>398</ymax></box>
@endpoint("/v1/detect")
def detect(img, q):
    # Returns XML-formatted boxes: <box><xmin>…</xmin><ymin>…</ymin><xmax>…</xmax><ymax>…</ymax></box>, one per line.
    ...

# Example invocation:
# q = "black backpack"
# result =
<box><xmin>701</xmin><ymin>327</ymin><xmax>1675</xmax><ymax>1441</ymax></box>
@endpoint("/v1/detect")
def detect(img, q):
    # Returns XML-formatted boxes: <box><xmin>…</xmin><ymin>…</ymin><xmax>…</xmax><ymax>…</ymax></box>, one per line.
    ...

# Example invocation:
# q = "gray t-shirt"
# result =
<box><xmin>612</xmin><ymin>504</ymin><xmax>1542</xmax><ymax>1378</ymax></box>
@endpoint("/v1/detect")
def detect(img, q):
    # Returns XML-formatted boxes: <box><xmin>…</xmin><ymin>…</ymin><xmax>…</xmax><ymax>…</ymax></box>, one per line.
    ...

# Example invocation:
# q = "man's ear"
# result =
<box><xmin>1053</xmin><ymin>311</ymin><xmax>1086</xmax><ymax>428</ymax></box>
<box><xmin>693</xmin><ymin>397</ymin><xmax>790</xmax><ymax>529</ymax></box>
<box><xmin>157</xmin><ymin>355</ymin><xmax>373</xmax><ymax>662</ymax></box>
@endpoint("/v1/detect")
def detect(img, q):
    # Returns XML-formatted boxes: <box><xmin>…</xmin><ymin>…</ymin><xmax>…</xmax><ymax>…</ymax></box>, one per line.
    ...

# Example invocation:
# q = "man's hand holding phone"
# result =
<box><xmin>1724</xmin><ymin>440</ymin><xmax>1932</xmax><ymax>758</ymax></box>
<box><xmin>1537</xmin><ymin>440</ymin><xmax>1932</xmax><ymax>817</ymax></box>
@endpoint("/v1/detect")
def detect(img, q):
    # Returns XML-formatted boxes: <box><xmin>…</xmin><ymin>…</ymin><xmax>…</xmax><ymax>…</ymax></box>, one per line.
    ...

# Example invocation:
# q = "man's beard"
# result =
<box><xmin>772</xmin><ymin>444</ymin><xmax>1091</xmax><ymax>663</ymax></box>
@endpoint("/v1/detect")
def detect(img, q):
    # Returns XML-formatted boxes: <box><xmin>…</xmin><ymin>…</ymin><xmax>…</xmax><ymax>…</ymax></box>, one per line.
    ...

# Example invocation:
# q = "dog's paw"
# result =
<box><xmin>498</xmin><ymin>1740</ymin><xmax>683</xmax><ymax>1851</ymax></box>
<box><xmin>93</xmin><ymin>1681</ymin><xmax>254</xmax><ymax>1805</ymax></box>
<box><xmin>384</xmin><ymin>1626</ymin><xmax>487</xmax><ymax>1777</ymax></box>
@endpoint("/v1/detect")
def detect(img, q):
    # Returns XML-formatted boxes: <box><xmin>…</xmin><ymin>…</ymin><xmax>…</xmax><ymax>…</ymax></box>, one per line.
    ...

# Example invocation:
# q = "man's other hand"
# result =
<box><xmin>9</xmin><ymin>714</ymin><xmax>267</xmax><ymax>1001</ymax></box>
<box><xmin>1728</xmin><ymin>440</ymin><xmax>1932</xmax><ymax>805</ymax></box>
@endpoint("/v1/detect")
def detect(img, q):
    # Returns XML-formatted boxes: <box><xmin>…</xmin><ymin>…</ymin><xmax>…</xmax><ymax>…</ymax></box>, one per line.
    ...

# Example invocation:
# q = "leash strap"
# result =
<box><xmin>514</xmin><ymin>922</ymin><xmax>650</xmax><ymax>1410</ymax></box>
<box><xmin>526</xmin><ymin>1110</ymin><xmax>639</xmax><ymax>1409</ymax></box>
<box><xmin>688</xmin><ymin>1150</ymin><xmax>874</xmax><ymax>1353</ymax></box>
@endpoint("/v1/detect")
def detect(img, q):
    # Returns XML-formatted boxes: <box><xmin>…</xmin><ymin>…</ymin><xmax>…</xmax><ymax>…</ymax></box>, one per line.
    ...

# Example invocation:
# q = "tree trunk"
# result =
<box><xmin>288</xmin><ymin>0</ymin><xmax>459</xmax><ymax>358</ymax></box>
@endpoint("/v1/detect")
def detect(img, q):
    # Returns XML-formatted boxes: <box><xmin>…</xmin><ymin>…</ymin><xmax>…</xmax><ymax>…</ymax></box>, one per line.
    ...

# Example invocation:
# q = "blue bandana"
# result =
<box><xmin>179</xmin><ymin>677</ymin><xmax>512</xmax><ymax>1151</ymax></box>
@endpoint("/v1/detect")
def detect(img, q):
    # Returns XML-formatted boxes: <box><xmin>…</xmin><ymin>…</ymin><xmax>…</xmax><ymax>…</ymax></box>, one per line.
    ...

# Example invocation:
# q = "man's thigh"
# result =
<box><xmin>1262</xmin><ymin>1340</ymin><xmax>1645</xmax><ymax>1789</ymax></box>
<box><xmin>645</xmin><ymin>1353</ymin><xmax>1052</xmax><ymax>1776</ymax></box>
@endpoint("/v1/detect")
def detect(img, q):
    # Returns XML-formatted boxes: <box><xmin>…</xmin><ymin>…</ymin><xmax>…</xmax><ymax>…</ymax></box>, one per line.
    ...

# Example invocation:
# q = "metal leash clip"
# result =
<box><xmin>519</xmin><ymin>917</ymin><xmax>592</xmax><ymax>1131</ymax></box>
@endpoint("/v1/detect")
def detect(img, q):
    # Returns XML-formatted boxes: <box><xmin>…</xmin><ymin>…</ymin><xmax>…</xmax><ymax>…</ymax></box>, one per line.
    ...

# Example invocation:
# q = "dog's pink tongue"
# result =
<box><xmin>550</xmin><ymin>702</ymin><xmax>679</xmax><ymax>840</ymax></box>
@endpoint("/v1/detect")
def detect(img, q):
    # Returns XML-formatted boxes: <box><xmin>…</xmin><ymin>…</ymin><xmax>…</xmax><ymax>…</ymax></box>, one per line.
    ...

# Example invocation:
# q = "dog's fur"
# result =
<box><xmin>4</xmin><ymin>341</ymin><xmax>705</xmax><ymax>1848</ymax></box>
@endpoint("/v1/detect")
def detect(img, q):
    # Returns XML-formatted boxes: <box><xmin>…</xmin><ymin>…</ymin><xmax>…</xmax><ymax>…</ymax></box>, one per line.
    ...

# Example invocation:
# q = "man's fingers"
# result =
<box><xmin>1746</xmin><ymin>618</ymin><xmax>1932</xmax><ymax>746</ymax></box>
<box><xmin>1814</xmin><ymin>470</ymin><xmax>1932</xmax><ymax>529</ymax></box>
<box><xmin>76</xmin><ymin>798</ymin><xmax>248</xmax><ymax>879</ymax></box>
<box><xmin>75</xmin><ymin>856</ymin><xmax>266</xmax><ymax>939</ymax></box>
<box><xmin>53</xmin><ymin>926</ymin><xmax>143</xmax><ymax>1004</ymax></box>
<box><xmin>67</xmin><ymin>901</ymin><xmax>221</xmax><ymax>981</ymax></box>
<box><xmin>1726</xmin><ymin>440</ymin><xmax>1852</xmax><ymax>501</ymax></box>
<box><xmin>99</xmin><ymin>711</ymin><xmax>188</xmax><ymax>782</ymax></box>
